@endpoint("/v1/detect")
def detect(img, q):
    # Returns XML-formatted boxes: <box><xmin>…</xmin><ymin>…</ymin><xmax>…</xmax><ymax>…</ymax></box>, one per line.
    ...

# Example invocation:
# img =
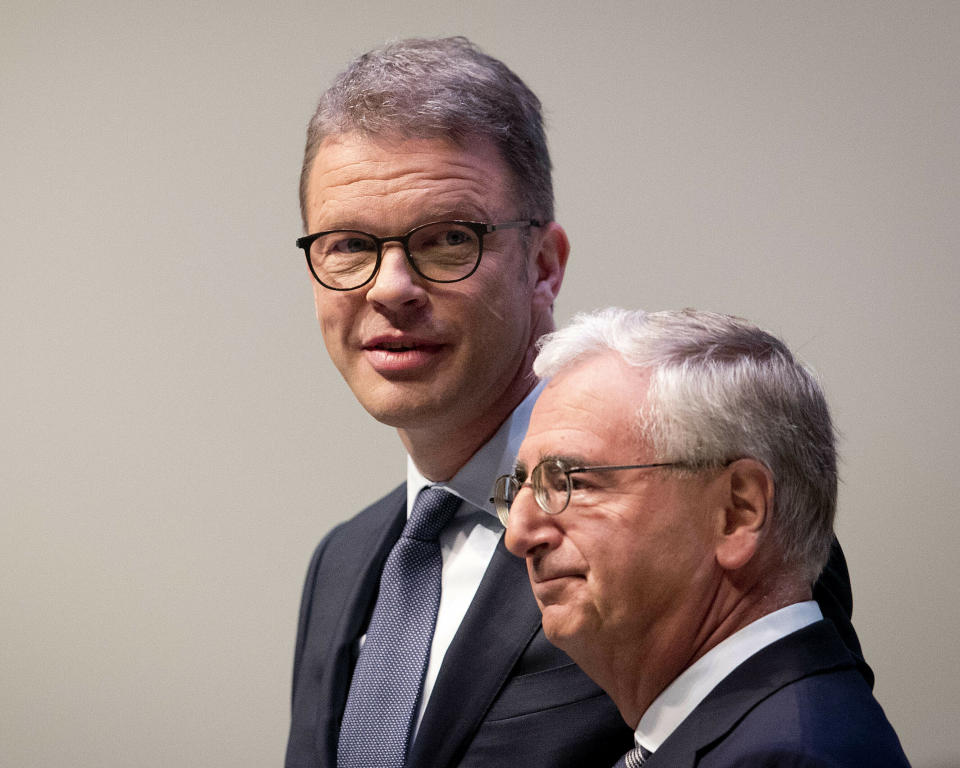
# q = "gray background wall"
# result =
<box><xmin>2</xmin><ymin>1</ymin><xmax>957</xmax><ymax>766</ymax></box>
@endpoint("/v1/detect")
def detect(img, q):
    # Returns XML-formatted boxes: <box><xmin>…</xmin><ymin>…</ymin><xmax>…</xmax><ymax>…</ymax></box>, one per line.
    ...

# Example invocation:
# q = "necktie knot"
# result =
<box><xmin>404</xmin><ymin>486</ymin><xmax>460</xmax><ymax>541</ymax></box>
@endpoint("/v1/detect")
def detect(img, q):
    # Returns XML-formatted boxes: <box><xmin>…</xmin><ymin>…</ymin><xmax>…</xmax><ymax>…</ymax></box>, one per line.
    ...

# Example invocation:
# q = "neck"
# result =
<box><xmin>398</xmin><ymin>374</ymin><xmax>538</xmax><ymax>482</ymax></box>
<box><xmin>398</xmin><ymin>311</ymin><xmax>550</xmax><ymax>481</ymax></box>
<box><xmin>592</xmin><ymin>575</ymin><xmax>812</xmax><ymax>728</ymax></box>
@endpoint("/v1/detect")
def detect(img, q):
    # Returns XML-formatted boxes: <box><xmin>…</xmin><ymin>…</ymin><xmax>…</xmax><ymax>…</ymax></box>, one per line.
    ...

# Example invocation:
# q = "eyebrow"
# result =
<box><xmin>325</xmin><ymin>209</ymin><xmax>492</xmax><ymax>234</ymax></box>
<box><xmin>423</xmin><ymin>207</ymin><xmax>487</xmax><ymax>221</ymax></box>
<box><xmin>512</xmin><ymin>453</ymin><xmax>594</xmax><ymax>479</ymax></box>
<box><xmin>540</xmin><ymin>452</ymin><xmax>591</xmax><ymax>468</ymax></box>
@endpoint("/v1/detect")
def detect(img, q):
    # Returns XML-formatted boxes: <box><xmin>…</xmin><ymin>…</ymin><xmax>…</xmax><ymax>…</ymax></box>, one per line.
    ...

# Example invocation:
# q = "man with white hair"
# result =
<box><xmin>500</xmin><ymin>308</ymin><xmax>908</xmax><ymax>767</ymax></box>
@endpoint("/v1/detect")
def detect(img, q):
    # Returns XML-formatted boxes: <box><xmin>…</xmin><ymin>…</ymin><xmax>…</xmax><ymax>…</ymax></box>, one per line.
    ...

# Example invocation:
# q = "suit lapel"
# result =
<box><xmin>647</xmin><ymin>621</ymin><xmax>857</xmax><ymax>767</ymax></box>
<box><xmin>315</xmin><ymin>487</ymin><xmax>407</xmax><ymax>766</ymax></box>
<box><xmin>407</xmin><ymin>535</ymin><xmax>542</xmax><ymax>768</ymax></box>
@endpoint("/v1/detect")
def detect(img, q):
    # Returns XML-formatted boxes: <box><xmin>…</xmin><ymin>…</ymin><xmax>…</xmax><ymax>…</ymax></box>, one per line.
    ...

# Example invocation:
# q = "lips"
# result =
<box><xmin>529</xmin><ymin>558</ymin><xmax>585</xmax><ymax>586</ymax></box>
<box><xmin>530</xmin><ymin>569</ymin><xmax>584</xmax><ymax>607</ymax></box>
<box><xmin>532</xmin><ymin>571</ymin><xmax>584</xmax><ymax>585</ymax></box>
<box><xmin>362</xmin><ymin>334</ymin><xmax>448</xmax><ymax>374</ymax></box>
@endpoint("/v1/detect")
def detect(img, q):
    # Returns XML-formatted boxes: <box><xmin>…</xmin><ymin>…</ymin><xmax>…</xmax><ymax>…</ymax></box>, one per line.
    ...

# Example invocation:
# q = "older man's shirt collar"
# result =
<box><xmin>635</xmin><ymin>600</ymin><xmax>823</xmax><ymax>755</ymax></box>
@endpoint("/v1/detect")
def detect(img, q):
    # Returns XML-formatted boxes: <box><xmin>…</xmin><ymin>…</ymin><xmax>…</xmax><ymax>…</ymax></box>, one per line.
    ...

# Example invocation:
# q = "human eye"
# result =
<box><xmin>567</xmin><ymin>473</ymin><xmax>599</xmax><ymax>492</ymax></box>
<box><xmin>539</xmin><ymin>460</ymin><xmax>570</xmax><ymax>492</ymax></box>
<box><xmin>413</xmin><ymin>223</ymin><xmax>478</xmax><ymax>263</ymax></box>
<box><xmin>441</xmin><ymin>227</ymin><xmax>474</xmax><ymax>247</ymax></box>
<box><xmin>329</xmin><ymin>233</ymin><xmax>375</xmax><ymax>254</ymax></box>
<box><xmin>556</xmin><ymin>461</ymin><xmax>606</xmax><ymax>494</ymax></box>
<box><xmin>313</xmin><ymin>232</ymin><xmax>375</xmax><ymax>275</ymax></box>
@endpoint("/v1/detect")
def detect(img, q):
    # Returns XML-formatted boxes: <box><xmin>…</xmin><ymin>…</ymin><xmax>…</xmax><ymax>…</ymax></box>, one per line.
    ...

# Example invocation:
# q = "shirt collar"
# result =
<box><xmin>635</xmin><ymin>600</ymin><xmax>823</xmax><ymax>754</ymax></box>
<box><xmin>406</xmin><ymin>380</ymin><xmax>546</xmax><ymax>520</ymax></box>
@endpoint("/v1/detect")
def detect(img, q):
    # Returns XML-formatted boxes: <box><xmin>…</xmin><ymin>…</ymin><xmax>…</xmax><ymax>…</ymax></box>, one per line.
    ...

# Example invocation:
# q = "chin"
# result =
<box><xmin>363</xmin><ymin>401</ymin><xmax>437</xmax><ymax>429</ymax></box>
<box><xmin>539</xmin><ymin>606</ymin><xmax>586</xmax><ymax>652</ymax></box>
<box><xmin>351</xmin><ymin>382</ymin><xmax>448</xmax><ymax>429</ymax></box>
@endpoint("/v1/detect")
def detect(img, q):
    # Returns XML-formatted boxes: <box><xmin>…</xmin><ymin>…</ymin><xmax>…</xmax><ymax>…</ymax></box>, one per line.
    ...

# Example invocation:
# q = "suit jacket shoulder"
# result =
<box><xmin>286</xmin><ymin>484</ymin><xmax>407</xmax><ymax>768</ymax></box>
<box><xmin>648</xmin><ymin>621</ymin><xmax>909</xmax><ymax>768</ymax></box>
<box><xmin>814</xmin><ymin>538</ymin><xmax>872</xmax><ymax>686</ymax></box>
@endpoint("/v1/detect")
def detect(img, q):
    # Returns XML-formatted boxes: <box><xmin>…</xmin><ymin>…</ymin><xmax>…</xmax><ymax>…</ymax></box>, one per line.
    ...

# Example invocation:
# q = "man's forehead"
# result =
<box><xmin>304</xmin><ymin>132</ymin><xmax>515</xmax><ymax>230</ymax></box>
<box><xmin>310</xmin><ymin>132</ymin><xmax>510</xmax><ymax>182</ymax></box>
<box><xmin>519</xmin><ymin>356</ymin><xmax>651</xmax><ymax>463</ymax></box>
<box><xmin>535</xmin><ymin>355</ymin><xmax>650</xmax><ymax>420</ymax></box>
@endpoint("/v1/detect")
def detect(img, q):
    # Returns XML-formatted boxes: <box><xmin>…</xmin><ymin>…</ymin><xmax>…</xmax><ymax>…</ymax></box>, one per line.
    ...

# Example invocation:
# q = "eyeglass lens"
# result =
<box><xmin>532</xmin><ymin>459</ymin><xmax>571</xmax><ymax>516</ymax></box>
<box><xmin>494</xmin><ymin>459</ymin><xmax>572</xmax><ymax>525</ymax></box>
<box><xmin>494</xmin><ymin>475</ymin><xmax>517</xmax><ymax>527</ymax></box>
<box><xmin>308</xmin><ymin>222</ymin><xmax>481</xmax><ymax>289</ymax></box>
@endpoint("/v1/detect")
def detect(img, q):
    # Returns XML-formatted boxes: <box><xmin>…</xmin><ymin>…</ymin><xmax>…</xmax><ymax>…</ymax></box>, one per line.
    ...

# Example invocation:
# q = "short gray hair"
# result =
<box><xmin>534</xmin><ymin>307</ymin><xmax>837</xmax><ymax>582</ymax></box>
<box><xmin>300</xmin><ymin>36</ymin><xmax>553</xmax><ymax>228</ymax></box>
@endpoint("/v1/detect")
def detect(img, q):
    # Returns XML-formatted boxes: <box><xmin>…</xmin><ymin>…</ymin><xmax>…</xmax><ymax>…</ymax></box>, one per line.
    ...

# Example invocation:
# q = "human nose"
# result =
<box><xmin>364</xmin><ymin>242</ymin><xmax>427</xmax><ymax>308</ymax></box>
<box><xmin>504</xmin><ymin>487</ymin><xmax>562</xmax><ymax>559</ymax></box>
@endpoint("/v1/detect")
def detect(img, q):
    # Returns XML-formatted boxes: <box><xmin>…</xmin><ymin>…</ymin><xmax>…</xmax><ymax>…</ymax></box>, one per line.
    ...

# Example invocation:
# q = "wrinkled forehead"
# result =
<box><xmin>519</xmin><ymin>356</ymin><xmax>652</xmax><ymax>466</ymax></box>
<box><xmin>304</xmin><ymin>132</ymin><xmax>519</xmax><ymax>228</ymax></box>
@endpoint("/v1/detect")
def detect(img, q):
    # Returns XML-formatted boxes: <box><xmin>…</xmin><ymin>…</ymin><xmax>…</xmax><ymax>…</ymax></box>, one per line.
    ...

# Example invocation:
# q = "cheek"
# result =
<box><xmin>589</xmin><ymin>556</ymin><xmax>640</xmax><ymax>619</ymax></box>
<box><xmin>577</xmin><ymin>520</ymin><xmax>649</xmax><ymax>617</ymax></box>
<box><xmin>475</xmin><ymin>287</ymin><xmax>535</xmax><ymax>352</ymax></box>
<box><xmin>469</xmin><ymin>255</ymin><xmax>534</xmax><ymax>320</ymax></box>
<box><xmin>436</xmin><ymin>286</ymin><xmax>530</xmax><ymax>366</ymax></box>
<box><xmin>315</xmin><ymin>294</ymin><xmax>356</xmax><ymax>339</ymax></box>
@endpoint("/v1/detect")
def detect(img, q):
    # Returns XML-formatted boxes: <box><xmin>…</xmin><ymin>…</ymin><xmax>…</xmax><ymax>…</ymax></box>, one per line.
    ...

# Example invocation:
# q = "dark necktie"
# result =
<box><xmin>613</xmin><ymin>744</ymin><xmax>652</xmax><ymax>767</ymax></box>
<box><xmin>337</xmin><ymin>486</ymin><xmax>461</xmax><ymax>768</ymax></box>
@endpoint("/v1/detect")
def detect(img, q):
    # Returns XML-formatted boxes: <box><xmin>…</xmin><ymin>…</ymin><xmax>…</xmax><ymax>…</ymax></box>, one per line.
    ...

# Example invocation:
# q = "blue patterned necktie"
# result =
<box><xmin>337</xmin><ymin>486</ymin><xmax>461</xmax><ymax>768</ymax></box>
<box><xmin>613</xmin><ymin>744</ymin><xmax>652</xmax><ymax>767</ymax></box>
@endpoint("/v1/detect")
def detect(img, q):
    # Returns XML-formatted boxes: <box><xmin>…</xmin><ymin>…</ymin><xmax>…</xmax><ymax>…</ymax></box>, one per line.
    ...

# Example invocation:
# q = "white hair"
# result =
<box><xmin>534</xmin><ymin>307</ymin><xmax>837</xmax><ymax>582</ymax></box>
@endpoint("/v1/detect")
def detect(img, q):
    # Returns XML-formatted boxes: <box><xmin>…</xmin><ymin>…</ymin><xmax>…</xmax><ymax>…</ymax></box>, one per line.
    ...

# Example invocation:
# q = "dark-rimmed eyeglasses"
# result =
<box><xmin>492</xmin><ymin>457</ymin><xmax>686</xmax><ymax>526</ymax></box>
<box><xmin>296</xmin><ymin>219</ymin><xmax>541</xmax><ymax>291</ymax></box>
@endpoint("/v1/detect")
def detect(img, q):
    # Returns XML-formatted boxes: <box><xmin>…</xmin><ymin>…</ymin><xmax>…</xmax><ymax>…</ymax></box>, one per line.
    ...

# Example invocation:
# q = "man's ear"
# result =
<box><xmin>530</xmin><ymin>221</ymin><xmax>569</xmax><ymax>310</ymax></box>
<box><xmin>715</xmin><ymin>458</ymin><xmax>774</xmax><ymax>571</ymax></box>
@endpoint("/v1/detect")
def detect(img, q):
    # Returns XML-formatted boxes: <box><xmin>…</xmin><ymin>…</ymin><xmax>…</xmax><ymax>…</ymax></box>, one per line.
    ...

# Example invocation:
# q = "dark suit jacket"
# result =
<box><xmin>644</xmin><ymin>621</ymin><xmax>908</xmax><ymax>768</ymax></box>
<box><xmin>285</xmin><ymin>485</ymin><xmax>869</xmax><ymax>768</ymax></box>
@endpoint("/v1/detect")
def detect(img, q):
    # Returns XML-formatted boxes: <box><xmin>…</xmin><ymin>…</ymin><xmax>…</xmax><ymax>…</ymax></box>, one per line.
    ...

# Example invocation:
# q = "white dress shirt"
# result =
<box><xmin>404</xmin><ymin>380</ymin><xmax>546</xmax><ymax>737</ymax></box>
<box><xmin>634</xmin><ymin>601</ymin><xmax>824</xmax><ymax>755</ymax></box>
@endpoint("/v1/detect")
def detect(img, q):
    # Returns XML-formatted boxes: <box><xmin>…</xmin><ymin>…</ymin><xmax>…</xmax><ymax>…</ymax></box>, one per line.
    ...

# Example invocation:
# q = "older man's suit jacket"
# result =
<box><xmin>643</xmin><ymin>620</ymin><xmax>907</xmax><ymax>768</ymax></box>
<box><xmin>285</xmin><ymin>484</ymin><xmax>869</xmax><ymax>768</ymax></box>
